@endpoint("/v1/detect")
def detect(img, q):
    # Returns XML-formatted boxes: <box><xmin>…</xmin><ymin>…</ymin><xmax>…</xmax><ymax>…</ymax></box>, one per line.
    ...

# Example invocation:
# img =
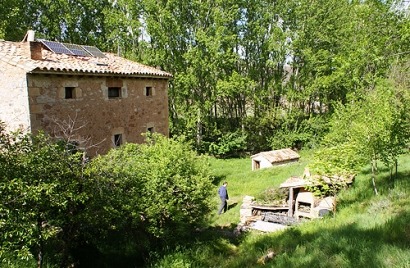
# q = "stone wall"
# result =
<box><xmin>0</xmin><ymin>61</ymin><xmax>31</xmax><ymax>131</ymax></box>
<box><xmin>240</xmin><ymin>195</ymin><xmax>256</xmax><ymax>224</ymax></box>
<box><xmin>26</xmin><ymin>73</ymin><xmax>169</xmax><ymax>156</ymax></box>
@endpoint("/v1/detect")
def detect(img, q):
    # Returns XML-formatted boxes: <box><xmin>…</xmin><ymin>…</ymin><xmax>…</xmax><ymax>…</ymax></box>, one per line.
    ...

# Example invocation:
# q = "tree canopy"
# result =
<box><xmin>2</xmin><ymin>0</ymin><xmax>409</xmax><ymax>154</ymax></box>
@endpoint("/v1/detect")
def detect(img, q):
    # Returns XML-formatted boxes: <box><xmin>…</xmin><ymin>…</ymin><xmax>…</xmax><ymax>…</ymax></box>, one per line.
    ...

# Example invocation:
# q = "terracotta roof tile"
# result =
<box><xmin>0</xmin><ymin>41</ymin><xmax>172</xmax><ymax>78</ymax></box>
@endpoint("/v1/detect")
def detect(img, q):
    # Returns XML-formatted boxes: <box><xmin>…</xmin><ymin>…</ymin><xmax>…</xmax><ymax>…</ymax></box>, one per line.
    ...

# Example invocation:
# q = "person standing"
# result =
<box><xmin>218</xmin><ymin>182</ymin><xmax>229</xmax><ymax>215</ymax></box>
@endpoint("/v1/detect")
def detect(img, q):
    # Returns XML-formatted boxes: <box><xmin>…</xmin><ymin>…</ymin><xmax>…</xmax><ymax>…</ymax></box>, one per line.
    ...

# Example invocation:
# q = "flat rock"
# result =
<box><xmin>250</xmin><ymin>220</ymin><xmax>288</xmax><ymax>232</ymax></box>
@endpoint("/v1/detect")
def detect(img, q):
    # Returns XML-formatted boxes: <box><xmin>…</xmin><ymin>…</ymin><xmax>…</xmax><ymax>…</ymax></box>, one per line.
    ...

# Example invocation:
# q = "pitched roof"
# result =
<box><xmin>251</xmin><ymin>148</ymin><xmax>300</xmax><ymax>163</ymax></box>
<box><xmin>0</xmin><ymin>40</ymin><xmax>172</xmax><ymax>78</ymax></box>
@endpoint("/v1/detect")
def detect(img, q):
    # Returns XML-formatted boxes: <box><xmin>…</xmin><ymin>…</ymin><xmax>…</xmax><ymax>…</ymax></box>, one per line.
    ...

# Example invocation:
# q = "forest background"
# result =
<box><xmin>3</xmin><ymin>0</ymin><xmax>410</xmax><ymax>157</ymax></box>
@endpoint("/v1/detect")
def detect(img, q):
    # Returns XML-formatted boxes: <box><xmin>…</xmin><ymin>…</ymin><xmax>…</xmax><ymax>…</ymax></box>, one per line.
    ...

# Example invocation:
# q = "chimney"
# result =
<box><xmin>30</xmin><ymin>41</ymin><xmax>42</xmax><ymax>60</ymax></box>
<box><xmin>27</xmin><ymin>30</ymin><xmax>35</xmax><ymax>42</ymax></box>
<box><xmin>24</xmin><ymin>30</ymin><xmax>42</xmax><ymax>60</ymax></box>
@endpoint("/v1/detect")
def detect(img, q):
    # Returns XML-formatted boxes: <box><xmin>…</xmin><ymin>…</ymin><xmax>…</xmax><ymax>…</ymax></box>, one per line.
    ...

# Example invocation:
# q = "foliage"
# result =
<box><xmin>306</xmin><ymin>175</ymin><xmax>353</xmax><ymax>198</ymax></box>
<box><xmin>0</xmin><ymin>122</ymin><xmax>89</xmax><ymax>266</ymax></box>
<box><xmin>86</xmin><ymin>134</ymin><xmax>214</xmax><ymax>254</ymax></box>
<box><xmin>269</xmin><ymin>115</ymin><xmax>328</xmax><ymax>150</ymax></box>
<box><xmin>308</xmin><ymin>80</ymin><xmax>410</xmax><ymax>195</ymax></box>
<box><xmin>149</xmin><ymin>153</ymin><xmax>410</xmax><ymax>268</ymax></box>
<box><xmin>1</xmin><ymin>0</ymin><xmax>408</xmax><ymax>153</ymax></box>
<box><xmin>0</xmin><ymin>126</ymin><xmax>214</xmax><ymax>266</ymax></box>
<box><xmin>207</xmin><ymin>131</ymin><xmax>247</xmax><ymax>158</ymax></box>
<box><xmin>1</xmin><ymin>0</ymin><xmax>410</xmax><ymax>266</ymax></box>
<box><xmin>255</xmin><ymin>187</ymin><xmax>288</xmax><ymax>206</ymax></box>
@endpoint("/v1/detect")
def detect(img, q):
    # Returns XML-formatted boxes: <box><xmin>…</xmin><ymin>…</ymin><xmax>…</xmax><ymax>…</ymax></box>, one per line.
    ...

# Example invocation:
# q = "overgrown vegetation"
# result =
<box><xmin>1</xmin><ymin>124</ymin><xmax>409</xmax><ymax>267</ymax></box>
<box><xmin>308</xmin><ymin>81</ymin><xmax>410</xmax><ymax>195</ymax></box>
<box><xmin>0</xmin><ymin>128</ymin><xmax>213</xmax><ymax>267</ymax></box>
<box><xmin>148</xmin><ymin>154</ymin><xmax>410</xmax><ymax>268</ymax></box>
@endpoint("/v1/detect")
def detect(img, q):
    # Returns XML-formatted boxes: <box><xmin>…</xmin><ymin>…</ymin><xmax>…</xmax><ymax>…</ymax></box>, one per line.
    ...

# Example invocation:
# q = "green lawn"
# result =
<box><xmin>209</xmin><ymin>150</ymin><xmax>312</xmax><ymax>227</ymax></box>
<box><xmin>151</xmin><ymin>151</ymin><xmax>410</xmax><ymax>268</ymax></box>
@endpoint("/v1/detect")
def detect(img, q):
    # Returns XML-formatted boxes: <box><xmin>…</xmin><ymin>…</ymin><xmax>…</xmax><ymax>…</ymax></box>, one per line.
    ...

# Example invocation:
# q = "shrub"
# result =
<box><xmin>86</xmin><ymin>134</ymin><xmax>214</xmax><ymax>257</ymax></box>
<box><xmin>208</xmin><ymin>131</ymin><xmax>247</xmax><ymax>158</ymax></box>
<box><xmin>0</xmin><ymin>123</ymin><xmax>89</xmax><ymax>266</ymax></box>
<box><xmin>255</xmin><ymin>187</ymin><xmax>289</xmax><ymax>206</ymax></box>
<box><xmin>269</xmin><ymin>116</ymin><xmax>328</xmax><ymax>150</ymax></box>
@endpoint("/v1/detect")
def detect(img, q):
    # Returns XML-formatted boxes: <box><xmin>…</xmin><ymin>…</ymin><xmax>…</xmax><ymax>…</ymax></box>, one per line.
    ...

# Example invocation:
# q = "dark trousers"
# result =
<box><xmin>218</xmin><ymin>198</ymin><xmax>227</xmax><ymax>215</ymax></box>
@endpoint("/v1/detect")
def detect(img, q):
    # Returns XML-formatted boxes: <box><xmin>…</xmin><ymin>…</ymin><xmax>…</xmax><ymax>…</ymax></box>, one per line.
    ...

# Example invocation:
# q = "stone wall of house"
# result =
<box><xmin>27</xmin><ymin>74</ymin><xmax>169</xmax><ymax>156</ymax></box>
<box><xmin>0</xmin><ymin>62</ymin><xmax>31</xmax><ymax>132</ymax></box>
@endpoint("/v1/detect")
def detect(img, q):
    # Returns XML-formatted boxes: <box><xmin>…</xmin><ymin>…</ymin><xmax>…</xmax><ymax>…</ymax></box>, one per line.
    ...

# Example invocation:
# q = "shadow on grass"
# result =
<box><xmin>191</xmin><ymin>222</ymin><xmax>248</xmax><ymax>248</ymax></box>
<box><xmin>228</xmin><ymin>202</ymin><xmax>238</xmax><ymax>210</ymax></box>
<box><xmin>359</xmin><ymin>164</ymin><xmax>410</xmax><ymax>187</ymax></box>
<box><xmin>60</xmin><ymin>209</ymin><xmax>410</xmax><ymax>268</ymax></box>
<box><xmin>338</xmin><ymin>168</ymin><xmax>410</xmax><ymax>209</ymax></box>
<box><xmin>211</xmin><ymin>174</ymin><xmax>227</xmax><ymax>185</ymax></box>
<box><xmin>145</xmin><ymin>223</ymin><xmax>251</xmax><ymax>267</ymax></box>
<box><xmin>224</xmin><ymin>210</ymin><xmax>410</xmax><ymax>268</ymax></box>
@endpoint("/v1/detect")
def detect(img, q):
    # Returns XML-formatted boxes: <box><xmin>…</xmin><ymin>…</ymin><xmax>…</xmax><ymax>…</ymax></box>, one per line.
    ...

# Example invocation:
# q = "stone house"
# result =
<box><xmin>0</xmin><ymin>32</ymin><xmax>172</xmax><ymax>156</ymax></box>
<box><xmin>251</xmin><ymin>148</ymin><xmax>300</xmax><ymax>170</ymax></box>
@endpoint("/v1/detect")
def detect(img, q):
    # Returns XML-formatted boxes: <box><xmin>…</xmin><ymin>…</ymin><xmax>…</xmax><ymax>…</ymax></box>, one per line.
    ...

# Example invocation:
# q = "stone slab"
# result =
<box><xmin>250</xmin><ymin>220</ymin><xmax>288</xmax><ymax>232</ymax></box>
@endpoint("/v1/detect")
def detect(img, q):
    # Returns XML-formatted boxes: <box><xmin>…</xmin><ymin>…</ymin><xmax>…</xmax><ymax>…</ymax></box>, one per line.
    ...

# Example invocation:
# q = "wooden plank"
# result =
<box><xmin>288</xmin><ymin>187</ymin><xmax>294</xmax><ymax>217</ymax></box>
<box><xmin>251</xmin><ymin>205</ymin><xmax>289</xmax><ymax>210</ymax></box>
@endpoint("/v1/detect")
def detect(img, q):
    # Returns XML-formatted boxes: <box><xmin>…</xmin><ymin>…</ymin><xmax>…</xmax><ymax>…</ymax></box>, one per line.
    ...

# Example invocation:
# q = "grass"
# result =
<box><xmin>3</xmin><ymin>150</ymin><xmax>409</xmax><ymax>267</ymax></box>
<box><xmin>150</xmin><ymin>150</ymin><xmax>410</xmax><ymax>268</ymax></box>
<box><xmin>209</xmin><ymin>150</ymin><xmax>312</xmax><ymax>227</ymax></box>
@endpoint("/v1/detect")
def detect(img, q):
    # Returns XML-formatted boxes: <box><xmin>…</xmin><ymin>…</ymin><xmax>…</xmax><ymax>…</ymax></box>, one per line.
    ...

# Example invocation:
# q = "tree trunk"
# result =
<box><xmin>395</xmin><ymin>159</ymin><xmax>398</xmax><ymax>182</ymax></box>
<box><xmin>371</xmin><ymin>158</ymin><xmax>378</xmax><ymax>195</ymax></box>
<box><xmin>37</xmin><ymin>250</ymin><xmax>42</xmax><ymax>268</ymax></box>
<box><xmin>390</xmin><ymin>166</ymin><xmax>393</xmax><ymax>181</ymax></box>
<box><xmin>37</xmin><ymin>218</ymin><xmax>43</xmax><ymax>268</ymax></box>
<box><xmin>196</xmin><ymin>108</ymin><xmax>202</xmax><ymax>147</ymax></box>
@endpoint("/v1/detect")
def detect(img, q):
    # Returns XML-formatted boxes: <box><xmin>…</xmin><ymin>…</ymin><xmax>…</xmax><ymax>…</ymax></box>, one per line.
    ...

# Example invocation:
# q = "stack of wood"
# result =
<box><xmin>261</xmin><ymin>212</ymin><xmax>299</xmax><ymax>226</ymax></box>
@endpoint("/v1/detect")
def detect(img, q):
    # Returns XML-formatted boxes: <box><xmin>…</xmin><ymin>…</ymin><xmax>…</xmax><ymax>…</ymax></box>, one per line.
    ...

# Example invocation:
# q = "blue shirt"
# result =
<box><xmin>218</xmin><ymin>185</ymin><xmax>228</xmax><ymax>200</ymax></box>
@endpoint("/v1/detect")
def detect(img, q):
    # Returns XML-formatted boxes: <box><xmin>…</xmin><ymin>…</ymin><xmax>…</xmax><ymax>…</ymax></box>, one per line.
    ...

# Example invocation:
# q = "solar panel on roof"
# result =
<box><xmin>40</xmin><ymin>40</ymin><xmax>73</xmax><ymax>55</ymax></box>
<box><xmin>63</xmin><ymin>43</ymin><xmax>92</xmax><ymax>57</ymax></box>
<box><xmin>82</xmin><ymin>45</ymin><xmax>106</xmax><ymax>58</ymax></box>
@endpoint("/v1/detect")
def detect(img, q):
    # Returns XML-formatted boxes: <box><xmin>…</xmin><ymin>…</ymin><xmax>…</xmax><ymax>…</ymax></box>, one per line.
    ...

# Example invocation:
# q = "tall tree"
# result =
<box><xmin>0</xmin><ymin>0</ymin><xmax>108</xmax><ymax>44</ymax></box>
<box><xmin>310</xmin><ymin>81</ymin><xmax>410</xmax><ymax>194</ymax></box>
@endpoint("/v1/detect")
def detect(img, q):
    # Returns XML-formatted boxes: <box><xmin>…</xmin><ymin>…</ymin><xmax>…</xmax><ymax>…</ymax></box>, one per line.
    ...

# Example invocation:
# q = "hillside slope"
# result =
<box><xmin>151</xmin><ymin>151</ymin><xmax>410</xmax><ymax>267</ymax></box>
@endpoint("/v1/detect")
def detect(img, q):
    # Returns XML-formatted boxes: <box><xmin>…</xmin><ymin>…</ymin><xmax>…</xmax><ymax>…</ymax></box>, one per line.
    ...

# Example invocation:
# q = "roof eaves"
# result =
<box><xmin>28</xmin><ymin>68</ymin><xmax>173</xmax><ymax>79</ymax></box>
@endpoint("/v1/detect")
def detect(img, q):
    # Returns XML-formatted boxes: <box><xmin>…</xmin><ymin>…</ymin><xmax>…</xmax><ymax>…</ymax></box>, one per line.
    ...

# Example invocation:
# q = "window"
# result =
<box><xmin>145</xmin><ymin>86</ymin><xmax>152</xmax><ymax>96</ymax></box>
<box><xmin>108</xmin><ymin>87</ymin><xmax>121</xmax><ymax>99</ymax></box>
<box><xmin>65</xmin><ymin>87</ymin><xmax>75</xmax><ymax>99</ymax></box>
<box><xmin>113</xmin><ymin>134</ymin><xmax>122</xmax><ymax>147</ymax></box>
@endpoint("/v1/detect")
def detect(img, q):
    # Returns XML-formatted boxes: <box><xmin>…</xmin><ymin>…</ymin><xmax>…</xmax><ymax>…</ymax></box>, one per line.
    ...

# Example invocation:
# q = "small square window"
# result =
<box><xmin>113</xmin><ymin>134</ymin><xmax>122</xmax><ymax>147</ymax></box>
<box><xmin>145</xmin><ymin>86</ymin><xmax>152</xmax><ymax>96</ymax></box>
<box><xmin>108</xmin><ymin>87</ymin><xmax>121</xmax><ymax>98</ymax></box>
<box><xmin>65</xmin><ymin>87</ymin><xmax>75</xmax><ymax>99</ymax></box>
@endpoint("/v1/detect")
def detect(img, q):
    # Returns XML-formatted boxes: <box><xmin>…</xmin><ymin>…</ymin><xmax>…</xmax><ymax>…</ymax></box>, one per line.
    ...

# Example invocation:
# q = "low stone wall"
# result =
<box><xmin>239</xmin><ymin>195</ymin><xmax>256</xmax><ymax>224</ymax></box>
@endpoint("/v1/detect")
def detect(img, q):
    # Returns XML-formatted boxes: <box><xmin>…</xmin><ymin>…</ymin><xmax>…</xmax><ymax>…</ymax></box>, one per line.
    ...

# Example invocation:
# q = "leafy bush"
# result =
<box><xmin>207</xmin><ymin>131</ymin><xmax>247</xmax><ymax>158</ymax></box>
<box><xmin>87</xmin><ymin>134</ymin><xmax>214</xmax><ymax>255</ymax></box>
<box><xmin>0</xmin><ymin>123</ymin><xmax>89</xmax><ymax>266</ymax></box>
<box><xmin>0</xmin><ymin>124</ymin><xmax>214</xmax><ymax>267</ymax></box>
<box><xmin>255</xmin><ymin>187</ymin><xmax>289</xmax><ymax>206</ymax></box>
<box><xmin>269</xmin><ymin>116</ymin><xmax>328</xmax><ymax>150</ymax></box>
